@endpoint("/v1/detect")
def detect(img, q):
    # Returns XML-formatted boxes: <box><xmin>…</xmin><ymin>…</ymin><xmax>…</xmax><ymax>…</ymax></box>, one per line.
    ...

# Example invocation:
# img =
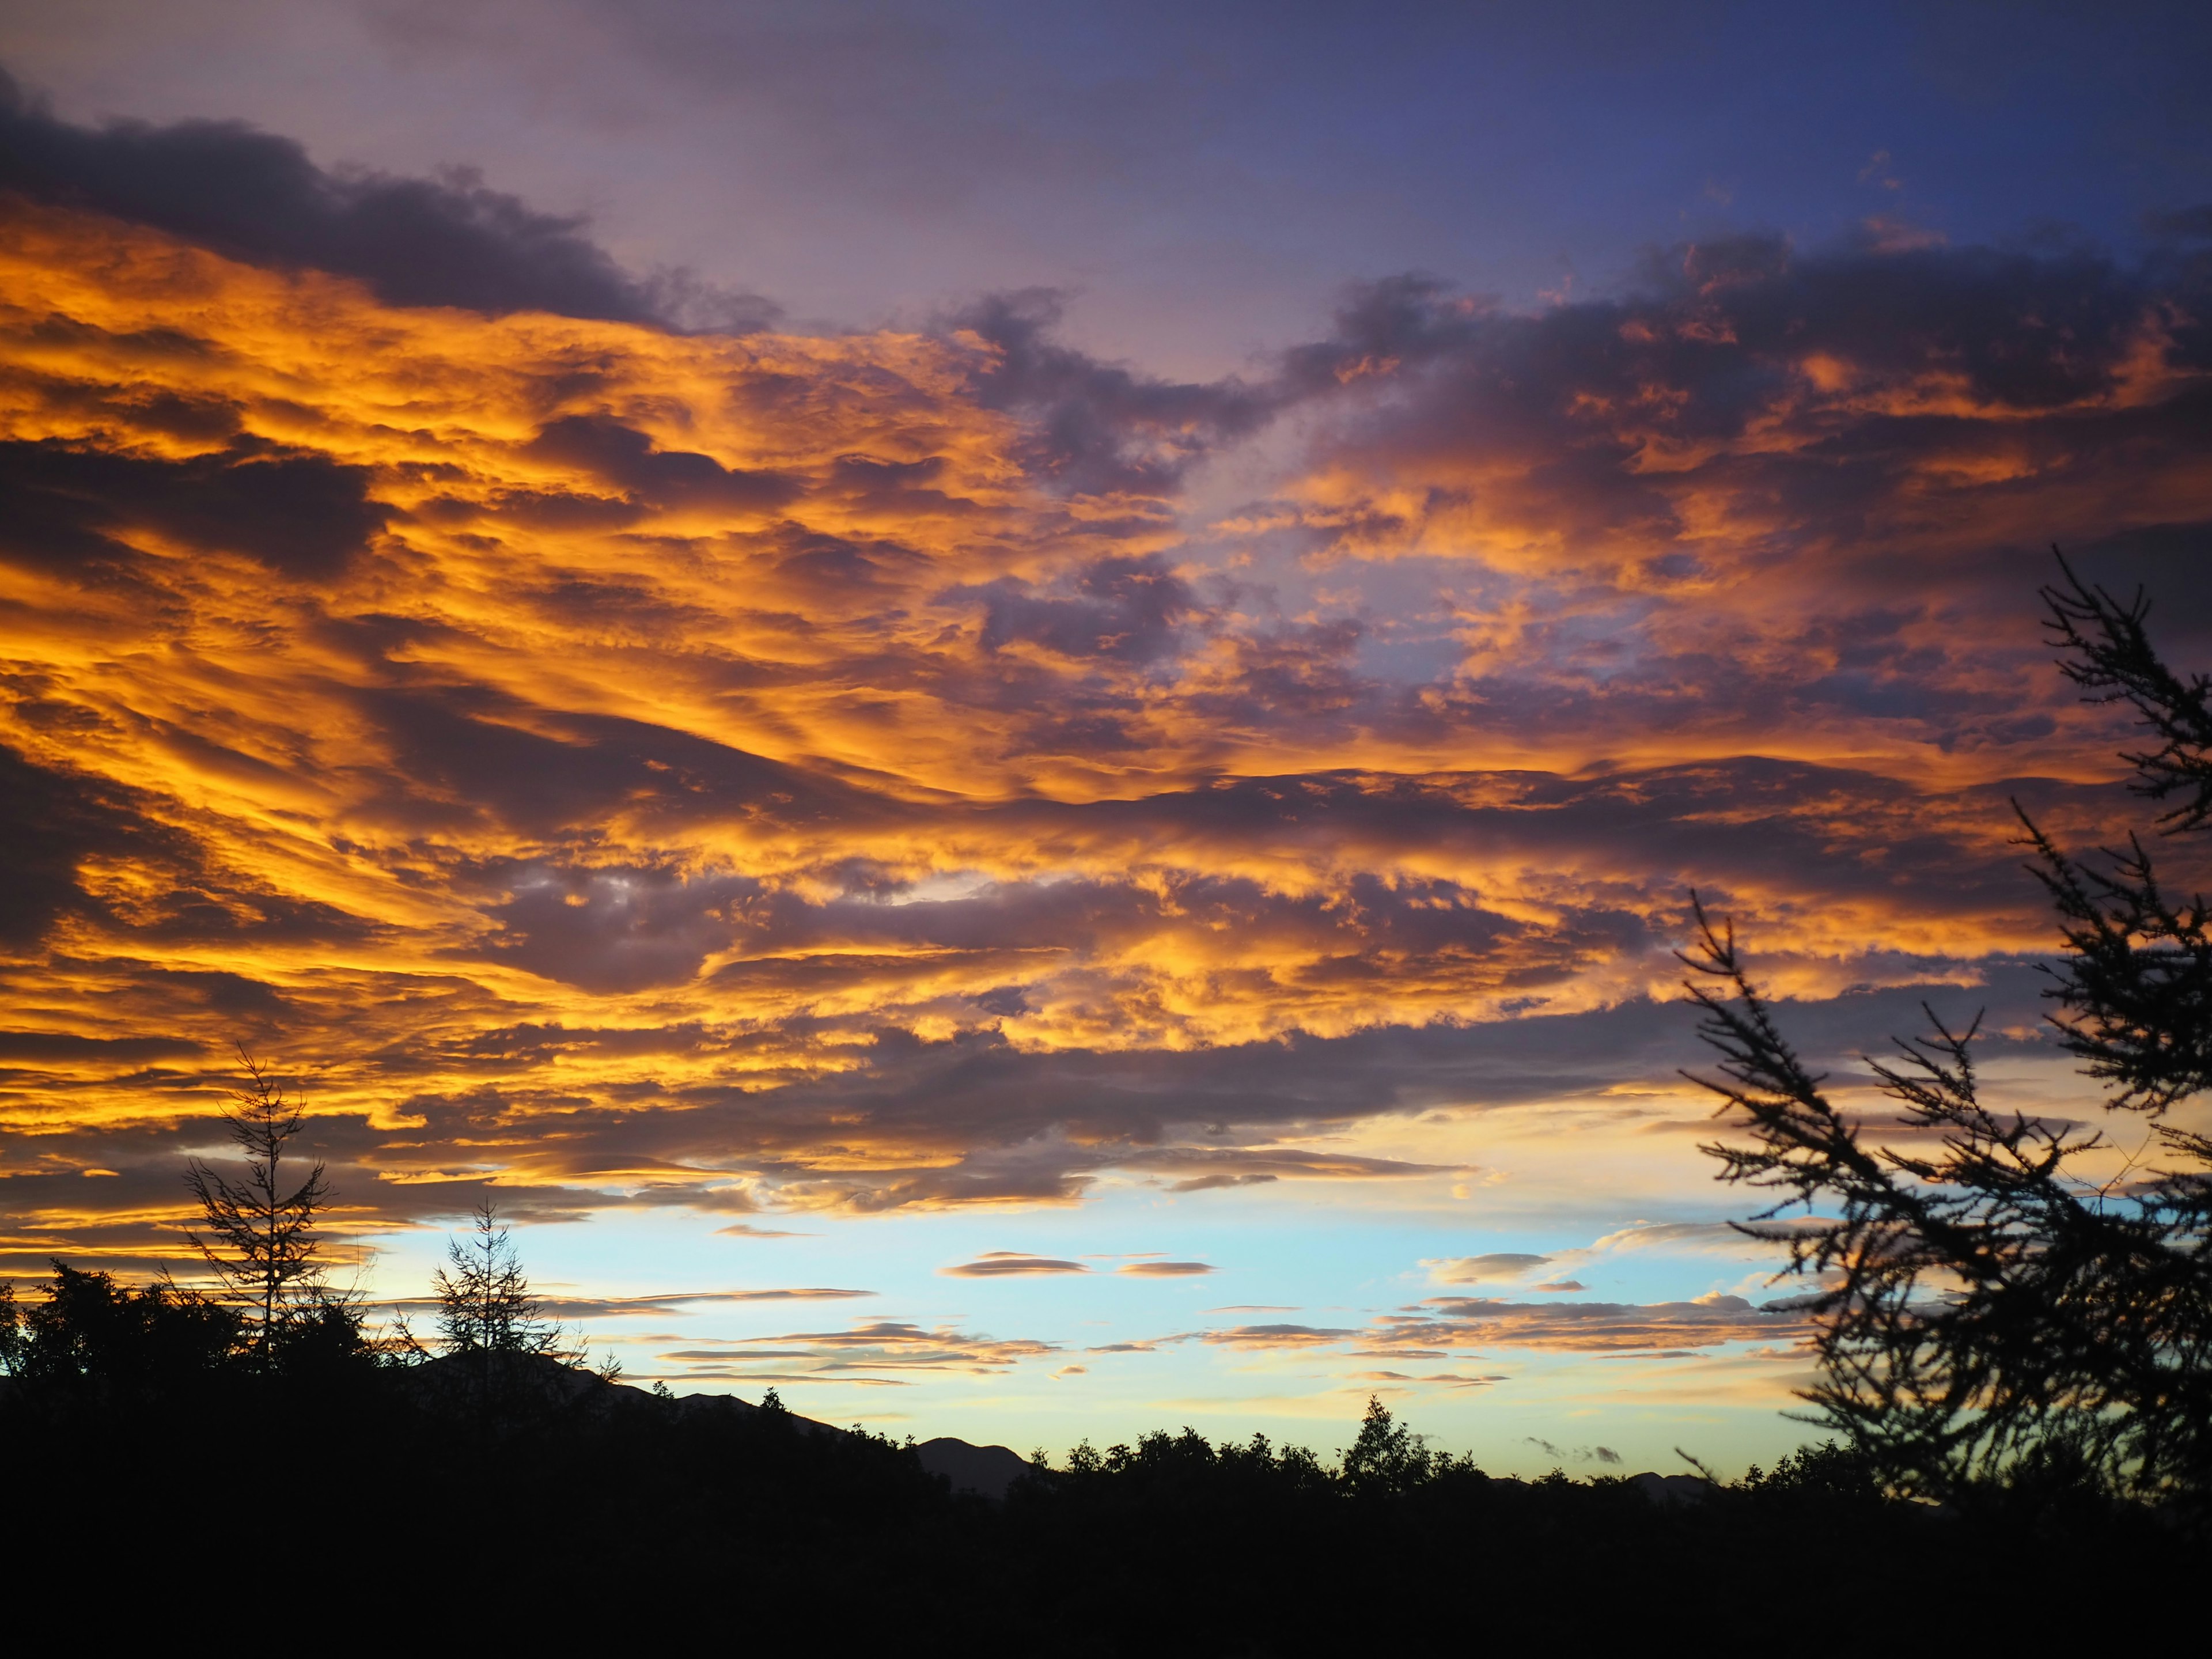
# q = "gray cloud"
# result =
<box><xmin>0</xmin><ymin>68</ymin><xmax>729</xmax><ymax>323</ymax></box>
<box><xmin>1524</xmin><ymin>1436</ymin><xmax>1622</xmax><ymax>1465</ymax></box>
<box><xmin>946</xmin><ymin>289</ymin><xmax>1276</xmax><ymax>497</ymax></box>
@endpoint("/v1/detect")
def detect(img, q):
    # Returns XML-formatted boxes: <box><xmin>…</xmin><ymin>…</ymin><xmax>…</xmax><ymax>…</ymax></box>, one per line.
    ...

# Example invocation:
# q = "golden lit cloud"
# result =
<box><xmin>4</xmin><ymin>194</ymin><xmax>2206</xmax><ymax>1271</ymax></box>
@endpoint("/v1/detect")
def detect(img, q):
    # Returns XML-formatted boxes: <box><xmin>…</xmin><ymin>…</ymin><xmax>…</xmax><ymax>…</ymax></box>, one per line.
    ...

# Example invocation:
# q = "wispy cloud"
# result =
<box><xmin>657</xmin><ymin>1320</ymin><xmax>1062</xmax><ymax>1381</ymax></box>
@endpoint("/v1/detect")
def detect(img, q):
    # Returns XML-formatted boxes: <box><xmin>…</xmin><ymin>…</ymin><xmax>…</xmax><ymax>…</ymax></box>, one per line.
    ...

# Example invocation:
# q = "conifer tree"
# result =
<box><xmin>432</xmin><ymin>1200</ymin><xmax>573</xmax><ymax>1359</ymax></box>
<box><xmin>184</xmin><ymin>1047</ymin><xmax>333</xmax><ymax>1363</ymax></box>
<box><xmin>1684</xmin><ymin>554</ymin><xmax>2212</xmax><ymax>1508</ymax></box>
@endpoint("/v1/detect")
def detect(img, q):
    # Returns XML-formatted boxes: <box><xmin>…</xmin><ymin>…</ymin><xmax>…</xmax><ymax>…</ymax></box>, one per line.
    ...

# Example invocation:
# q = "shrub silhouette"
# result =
<box><xmin>7</xmin><ymin>1261</ymin><xmax>238</xmax><ymax>1401</ymax></box>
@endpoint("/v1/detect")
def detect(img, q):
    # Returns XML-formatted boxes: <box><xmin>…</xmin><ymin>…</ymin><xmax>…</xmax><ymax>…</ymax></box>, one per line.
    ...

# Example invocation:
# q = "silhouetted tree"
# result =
<box><xmin>0</xmin><ymin>1279</ymin><xmax>21</xmax><ymax>1376</ymax></box>
<box><xmin>432</xmin><ymin>1200</ymin><xmax>573</xmax><ymax>1359</ymax></box>
<box><xmin>427</xmin><ymin>1202</ymin><xmax>588</xmax><ymax>1433</ymax></box>
<box><xmin>1684</xmin><ymin>554</ymin><xmax>2212</xmax><ymax>1510</ymax></box>
<box><xmin>1341</xmin><ymin>1395</ymin><xmax>1438</xmax><ymax>1497</ymax></box>
<box><xmin>8</xmin><ymin>1261</ymin><xmax>240</xmax><ymax>1398</ymax></box>
<box><xmin>184</xmin><ymin>1047</ymin><xmax>335</xmax><ymax>1366</ymax></box>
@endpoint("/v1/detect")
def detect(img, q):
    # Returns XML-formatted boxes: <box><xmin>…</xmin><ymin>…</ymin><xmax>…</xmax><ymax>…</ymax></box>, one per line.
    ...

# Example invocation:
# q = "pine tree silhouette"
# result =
<box><xmin>1684</xmin><ymin>552</ymin><xmax>2212</xmax><ymax>1510</ymax></box>
<box><xmin>184</xmin><ymin>1047</ymin><xmax>333</xmax><ymax>1366</ymax></box>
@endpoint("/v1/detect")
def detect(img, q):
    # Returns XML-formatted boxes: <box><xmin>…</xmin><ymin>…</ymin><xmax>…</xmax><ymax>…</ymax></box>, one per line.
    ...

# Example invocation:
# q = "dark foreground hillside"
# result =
<box><xmin>5</xmin><ymin>1340</ymin><xmax>2190</xmax><ymax>1650</ymax></box>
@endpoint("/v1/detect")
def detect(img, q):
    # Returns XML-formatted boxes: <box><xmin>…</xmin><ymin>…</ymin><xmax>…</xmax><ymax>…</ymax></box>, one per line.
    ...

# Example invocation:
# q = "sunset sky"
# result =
<box><xmin>4</xmin><ymin>2</ymin><xmax>2211</xmax><ymax>1473</ymax></box>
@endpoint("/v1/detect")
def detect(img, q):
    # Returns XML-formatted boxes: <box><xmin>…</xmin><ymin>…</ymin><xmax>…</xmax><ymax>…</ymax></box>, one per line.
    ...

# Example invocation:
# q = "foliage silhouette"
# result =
<box><xmin>1684</xmin><ymin>552</ymin><xmax>2212</xmax><ymax>1510</ymax></box>
<box><xmin>1342</xmin><ymin>1392</ymin><xmax>1467</xmax><ymax>1497</ymax></box>
<box><xmin>418</xmin><ymin>1199</ymin><xmax>590</xmax><ymax>1433</ymax></box>
<box><xmin>183</xmin><ymin>1046</ymin><xmax>336</xmax><ymax>1363</ymax></box>
<box><xmin>1</xmin><ymin>1294</ymin><xmax>2190</xmax><ymax>1645</ymax></box>
<box><xmin>0</xmin><ymin>1278</ymin><xmax>19</xmax><ymax>1375</ymax></box>
<box><xmin>6</xmin><ymin>1261</ymin><xmax>238</xmax><ymax>1400</ymax></box>
<box><xmin>433</xmin><ymin>1200</ymin><xmax>574</xmax><ymax>1360</ymax></box>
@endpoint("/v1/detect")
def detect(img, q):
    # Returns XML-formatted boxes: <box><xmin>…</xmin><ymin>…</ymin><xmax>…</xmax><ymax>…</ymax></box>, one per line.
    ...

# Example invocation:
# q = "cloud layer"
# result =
<box><xmin>2</xmin><ymin>105</ymin><xmax>2209</xmax><ymax>1290</ymax></box>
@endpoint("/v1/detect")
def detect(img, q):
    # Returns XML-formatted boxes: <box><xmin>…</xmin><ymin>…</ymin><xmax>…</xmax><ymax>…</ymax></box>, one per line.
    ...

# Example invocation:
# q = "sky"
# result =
<box><xmin>2</xmin><ymin>1</ymin><xmax>2211</xmax><ymax>1474</ymax></box>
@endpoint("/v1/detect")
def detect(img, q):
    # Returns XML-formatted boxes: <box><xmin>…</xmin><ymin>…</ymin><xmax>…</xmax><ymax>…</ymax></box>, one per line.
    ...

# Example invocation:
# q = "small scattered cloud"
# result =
<box><xmin>1353</xmin><ymin>1368</ymin><xmax>1508</xmax><ymax>1390</ymax></box>
<box><xmin>942</xmin><ymin>1251</ymin><xmax>1089</xmax><ymax>1277</ymax></box>
<box><xmin>1384</xmin><ymin>1294</ymin><xmax>1812</xmax><ymax>1354</ymax></box>
<box><xmin>1188</xmin><ymin>1323</ymin><xmax>1358</xmax><ymax>1349</ymax></box>
<box><xmin>1127</xmin><ymin>1149</ymin><xmax>1461</xmax><ymax>1190</ymax></box>
<box><xmin>643</xmin><ymin>1289</ymin><xmax>874</xmax><ymax>1313</ymax></box>
<box><xmin>373</xmin><ymin>1286</ymin><xmax>875</xmax><ymax>1320</ymax></box>
<box><xmin>1526</xmin><ymin>1437</ymin><xmax>1622</xmax><ymax>1465</ymax></box>
<box><xmin>1857</xmin><ymin>149</ymin><xmax>1903</xmax><ymax>191</ymax></box>
<box><xmin>1426</xmin><ymin>1252</ymin><xmax>1551</xmax><ymax>1285</ymax></box>
<box><xmin>1116</xmin><ymin>1260</ymin><xmax>1214</xmax><ymax>1277</ymax></box>
<box><xmin>1584</xmin><ymin>1218</ymin><xmax>1831</xmax><ymax>1260</ymax></box>
<box><xmin>659</xmin><ymin>1320</ymin><xmax>1060</xmax><ymax>1381</ymax></box>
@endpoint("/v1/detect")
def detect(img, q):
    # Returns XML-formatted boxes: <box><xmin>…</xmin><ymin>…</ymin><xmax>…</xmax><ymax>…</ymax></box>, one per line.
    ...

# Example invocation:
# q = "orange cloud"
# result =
<box><xmin>2</xmin><ymin>195</ymin><xmax>2201</xmax><ymax>1263</ymax></box>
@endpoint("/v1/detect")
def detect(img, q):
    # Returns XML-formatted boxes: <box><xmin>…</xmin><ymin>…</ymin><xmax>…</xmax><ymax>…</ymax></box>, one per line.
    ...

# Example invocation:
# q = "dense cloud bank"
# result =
<box><xmin>0</xmin><ymin>70</ymin><xmax>779</xmax><ymax>330</ymax></box>
<box><xmin>1</xmin><ymin>100</ymin><xmax>2209</xmax><ymax>1330</ymax></box>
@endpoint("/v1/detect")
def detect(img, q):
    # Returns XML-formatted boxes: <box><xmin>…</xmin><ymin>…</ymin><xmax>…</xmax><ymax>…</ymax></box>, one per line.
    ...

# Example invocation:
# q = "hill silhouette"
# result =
<box><xmin>4</xmin><ymin>1334</ymin><xmax>2188</xmax><ymax>1647</ymax></box>
<box><xmin>400</xmin><ymin>1347</ymin><xmax>1032</xmax><ymax>1492</ymax></box>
